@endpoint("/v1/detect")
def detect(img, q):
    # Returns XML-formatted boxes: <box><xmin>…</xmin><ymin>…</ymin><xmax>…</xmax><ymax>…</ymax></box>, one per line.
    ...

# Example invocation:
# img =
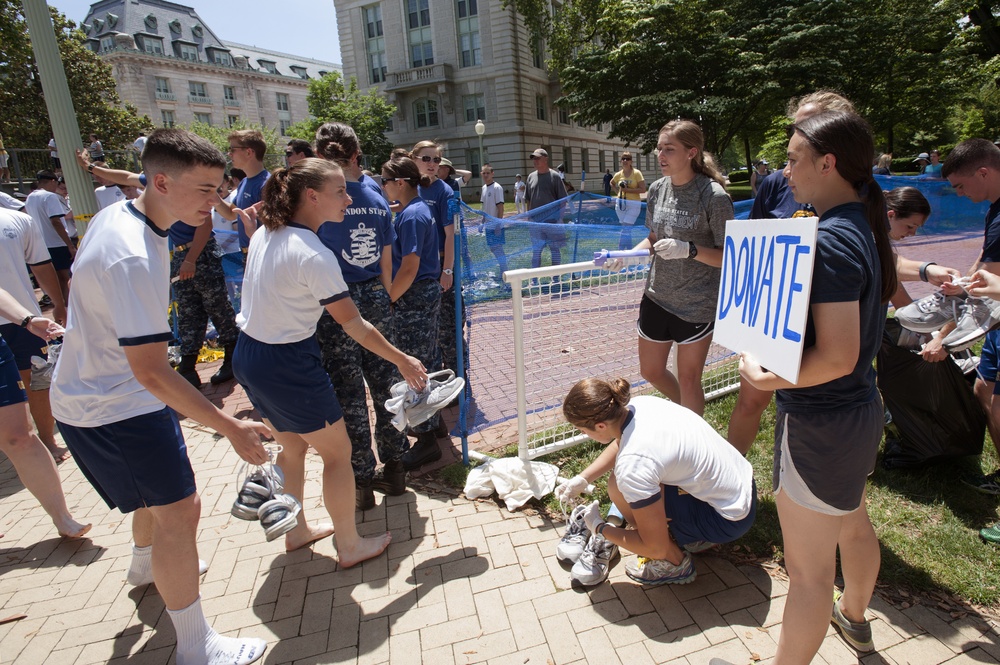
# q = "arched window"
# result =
<box><xmin>413</xmin><ymin>98</ymin><xmax>438</xmax><ymax>129</ymax></box>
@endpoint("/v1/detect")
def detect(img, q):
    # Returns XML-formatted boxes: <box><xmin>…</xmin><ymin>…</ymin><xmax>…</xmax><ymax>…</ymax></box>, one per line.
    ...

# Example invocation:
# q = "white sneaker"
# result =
<box><xmin>258</xmin><ymin>493</ymin><xmax>301</xmax><ymax>542</ymax></box>
<box><xmin>570</xmin><ymin>533</ymin><xmax>619</xmax><ymax>586</ymax></box>
<box><xmin>942</xmin><ymin>297</ymin><xmax>1000</xmax><ymax>351</ymax></box>
<box><xmin>895</xmin><ymin>292</ymin><xmax>965</xmax><ymax>333</ymax></box>
<box><xmin>178</xmin><ymin>635</ymin><xmax>267</xmax><ymax>665</ymax></box>
<box><xmin>556</xmin><ymin>504</ymin><xmax>591</xmax><ymax>563</ymax></box>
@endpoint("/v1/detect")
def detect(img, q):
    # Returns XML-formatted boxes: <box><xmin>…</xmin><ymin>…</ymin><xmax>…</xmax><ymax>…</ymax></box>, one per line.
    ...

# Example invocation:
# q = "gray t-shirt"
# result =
<box><xmin>525</xmin><ymin>170</ymin><xmax>567</xmax><ymax>223</ymax></box>
<box><xmin>644</xmin><ymin>173</ymin><xmax>733</xmax><ymax>322</ymax></box>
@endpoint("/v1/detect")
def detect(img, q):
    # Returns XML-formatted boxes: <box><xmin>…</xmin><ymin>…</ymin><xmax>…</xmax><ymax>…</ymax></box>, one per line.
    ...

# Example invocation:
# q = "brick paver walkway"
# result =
<box><xmin>2</xmin><ymin>231</ymin><xmax>998</xmax><ymax>664</ymax></box>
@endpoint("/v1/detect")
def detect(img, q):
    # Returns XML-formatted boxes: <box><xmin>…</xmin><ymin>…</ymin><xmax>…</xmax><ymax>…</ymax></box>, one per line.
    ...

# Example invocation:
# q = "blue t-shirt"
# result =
<box><xmin>360</xmin><ymin>173</ymin><xmax>385</xmax><ymax>198</ymax></box>
<box><xmin>923</xmin><ymin>163</ymin><xmax>943</xmax><ymax>178</ymax></box>
<box><xmin>981</xmin><ymin>198</ymin><xmax>1000</xmax><ymax>264</ymax></box>
<box><xmin>750</xmin><ymin>170</ymin><xmax>814</xmax><ymax>219</ymax></box>
<box><xmin>168</xmin><ymin>221</ymin><xmax>196</xmax><ymax>246</ymax></box>
<box><xmin>418</xmin><ymin>178</ymin><xmax>453</xmax><ymax>254</ymax></box>
<box><xmin>234</xmin><ymin>170</ymin><xmax>270</xmax><ymax>248</ymax></box>
<box><xmin>776</xmin><ymin>202</ymin><xmax>885</xmax><ymax>413</ymax></box>
<box><xmin>392</xmin><ymin>197</ymin><xmax>440</xmax><ymax>283</ymax></box>
<box><xmin>316</xmin><ymin>178</ymin><xmax>395</xmax><ymax>284</ymax></box>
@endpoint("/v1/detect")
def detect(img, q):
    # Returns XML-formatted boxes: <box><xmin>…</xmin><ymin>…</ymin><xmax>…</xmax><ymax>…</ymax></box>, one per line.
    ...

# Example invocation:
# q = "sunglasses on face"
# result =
<box><xmin>621</xmin><ymin>157</ymin><xmax>631</xmax><ymax>162</ymax></box>
<box><xmin>227</xmin><ymin>145</ymin><xmax>247</xmax><ymax>153</ymax></box>
<box><xmin>419</xmin><ymin>155</ymin><xmax>442</xmax><ymax>163</ymax></box>
<box><xmin>380</xmin><ymin>176</ymin><xmax>408</xmax><ymax>185</ymax></box>
<box><xmin>285</xmin><ymin>151</ymin><xmax>294</xmax><ymax>156</ymax></box>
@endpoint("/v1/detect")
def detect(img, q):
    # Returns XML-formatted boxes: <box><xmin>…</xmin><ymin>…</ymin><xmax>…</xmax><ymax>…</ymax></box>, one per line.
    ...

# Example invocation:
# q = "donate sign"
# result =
<box><xmin>714</xmin><ymin>218</ymin><xmax>818</xmax><ymax>384</ymax></box>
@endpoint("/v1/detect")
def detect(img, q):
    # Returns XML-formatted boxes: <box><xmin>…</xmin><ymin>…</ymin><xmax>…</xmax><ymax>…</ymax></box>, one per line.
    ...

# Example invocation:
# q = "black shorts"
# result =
<box><xmin>636</xmin><ymin>295</ymin><xmax>714</xmax><ymax>345</ymax></box>
<box><xmin>0</xmin><ymin>337</ymin><xmax>27</xmax><ymax>407</ymax></box>
<box><xmin>0</xmin><ymin>323</ymin><xmax>46</xmax><ymax>371</ymax></box>
<box><xmin>48</xmin><ymin>245</ymin><xmax>73</xmax><ymax>272</ymax></box>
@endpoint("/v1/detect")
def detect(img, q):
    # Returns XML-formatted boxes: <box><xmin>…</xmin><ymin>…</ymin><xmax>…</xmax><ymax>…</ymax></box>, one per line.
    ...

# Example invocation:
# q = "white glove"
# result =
<box><xmin>581</xmin><ymin>500</ymin><xmax>605</xmax><ymax>533</ymax></box>
<box><xmin>554</xmin><ymin>475</ymin><xmax>588</xmax><ymax>502</ymax></box>
<box><xmin>653</xmin><ymin>238</ymin><xmax>691</xmax><ymax>260</ymax></box>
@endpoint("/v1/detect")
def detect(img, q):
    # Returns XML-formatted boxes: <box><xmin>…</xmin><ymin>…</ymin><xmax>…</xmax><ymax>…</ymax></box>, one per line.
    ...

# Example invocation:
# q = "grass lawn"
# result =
<box><xmin>438</xmin><ymin>390</ymin><xmax>1000</xmax><ymax>608</ymax></box>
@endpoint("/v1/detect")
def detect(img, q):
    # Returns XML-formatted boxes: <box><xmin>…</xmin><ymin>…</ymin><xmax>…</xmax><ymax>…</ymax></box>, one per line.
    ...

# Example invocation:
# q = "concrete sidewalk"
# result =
<box><xmin>1</xmin><ymin>415</ymin><xmax>1000</xmax><ymax>665</ymax></box>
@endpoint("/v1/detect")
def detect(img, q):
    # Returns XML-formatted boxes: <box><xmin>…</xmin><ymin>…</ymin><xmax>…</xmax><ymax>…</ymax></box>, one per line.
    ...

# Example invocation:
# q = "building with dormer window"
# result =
<box><xmin>80</xmin><ymin>0</ymin><xmax>340</xmax><ymax>137</ymax></box>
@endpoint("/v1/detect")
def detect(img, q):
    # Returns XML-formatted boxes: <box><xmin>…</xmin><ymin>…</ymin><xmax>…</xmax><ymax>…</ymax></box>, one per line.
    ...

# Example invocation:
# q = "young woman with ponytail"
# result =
<box><xmin>738</xmin><ymin>110</ymin><xmax>895</xmax><ymax>661</ymax></box>
<box><xmin>621</xmin><ymin>119</ymin><xmax>734</xmax><ymax>416</ymax></box>
<box><xmin>554</xmin><ymin>377</ymin><xmax>755</xmax><ymax>586</ymax></box>
<box><xmin>232</xmin><ymin>157</ymin><xmax>427</xmax><ymax>562</ymax></box>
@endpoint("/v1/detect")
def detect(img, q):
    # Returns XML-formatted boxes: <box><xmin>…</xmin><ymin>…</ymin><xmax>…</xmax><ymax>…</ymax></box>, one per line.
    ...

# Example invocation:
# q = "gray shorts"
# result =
<box><xmin>773</xmin><ymin>398</ymin><xmax>882</xmax><ymax>514</ymax></box>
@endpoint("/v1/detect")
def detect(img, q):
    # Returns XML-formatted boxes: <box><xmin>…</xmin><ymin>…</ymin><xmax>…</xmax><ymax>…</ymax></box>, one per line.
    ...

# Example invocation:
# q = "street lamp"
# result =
<box><xmin>475</xmin><ymin>118</ymin><xmax>485</xmax><ymax>178</ymax></box>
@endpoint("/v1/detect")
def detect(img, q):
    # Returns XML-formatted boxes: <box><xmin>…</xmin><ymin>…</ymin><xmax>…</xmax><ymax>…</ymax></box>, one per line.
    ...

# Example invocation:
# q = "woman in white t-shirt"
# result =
<box><xmin>513</xmin><ymin>174</ymin><xmax>526</xmax><ymax>214</ymax></box>
<box><xmin>555</xmin><ymin>377</ymin><xmax>756</xmax><ymax>586</ymax></box>
<box><xmin>233</xmin><ymin>157</ymin><xmax>427</xmax><ymax>563</ymax></box>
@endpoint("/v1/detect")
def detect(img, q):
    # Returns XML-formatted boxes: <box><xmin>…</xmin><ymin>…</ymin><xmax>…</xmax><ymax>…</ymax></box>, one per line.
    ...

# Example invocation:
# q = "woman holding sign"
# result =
<box><xmin>739</xmin><ymin>111</ymin><xmax>897</xmax><ymax>661</ymax></box>
<box><xmin>626</xmin><ymin>120</ymin><xmax>733</xmax><ymax>416</ymax></box>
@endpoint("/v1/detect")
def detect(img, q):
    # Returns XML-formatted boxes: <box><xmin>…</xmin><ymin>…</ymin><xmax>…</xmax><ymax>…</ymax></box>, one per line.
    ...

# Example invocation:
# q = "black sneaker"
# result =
<box><xmin>962</xmin><ymin>470</ymin><xmax>1000</xmax><ymax>495</ymax></box>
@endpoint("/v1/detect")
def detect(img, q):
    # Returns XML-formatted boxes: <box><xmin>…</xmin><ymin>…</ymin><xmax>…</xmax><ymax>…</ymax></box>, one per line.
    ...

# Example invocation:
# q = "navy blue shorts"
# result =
<box><xmin>58</xmin><ymin>407</ymin><xmax>196</xmax><ymax>513</ymax></box>
<box><xmin>0</xmin><ymin>337</ymin><xmax>27</xmax><ymax>407</ymax></box>
<box><xmin>978</xmin><ymin>329</ymin><xmax>1000</xmax><ymax>394</ymax></box>
<box><xmin>662</xmin><ymin>479</ymin><xmax>757</xmax><ymax>547</ymax></box>
<box><xmin>0</xmin><ymin>323</ymin><xmax>46</xmax><ymax>371</ymax></box>
<box><xmin>233</xmin><ymin>332</ymin><xmax>343</xmax><ymax>434</ymax></box>
<box><xmin>48</xmin><ymin>246</ymin><xmax>73</xmax><ymax>272</ymax></box>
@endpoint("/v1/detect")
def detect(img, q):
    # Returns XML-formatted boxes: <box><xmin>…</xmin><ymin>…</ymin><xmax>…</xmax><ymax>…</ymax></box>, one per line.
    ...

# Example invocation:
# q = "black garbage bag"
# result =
<box><xmin>877</xmin><ymin>318</ymin><xmax>985</xmax><ymax>469</ymax></box>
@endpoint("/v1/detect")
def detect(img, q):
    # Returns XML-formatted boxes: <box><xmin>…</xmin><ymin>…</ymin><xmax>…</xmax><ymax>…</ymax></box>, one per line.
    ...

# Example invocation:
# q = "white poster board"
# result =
<box><xmin>713</xmin><ymin>217</ymin><xmax>819</xmax><ymax>384</ymax></box>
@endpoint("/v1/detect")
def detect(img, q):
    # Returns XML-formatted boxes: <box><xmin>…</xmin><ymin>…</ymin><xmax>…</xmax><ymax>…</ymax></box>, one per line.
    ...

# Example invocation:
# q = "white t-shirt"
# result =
<box><xmin>24</xmin><ymin>189</ymin><xmax>66</xmax><ymax>248</ymax></box>
<box><xmin>0</xmin><ymin>191</ymin><xmax>25</xmax><ymax>210</ymax></box>
<box><xmin>236</xmin><ymin>223</ymin><xmax>349</xmax><ymax>344</ymax></box>
<box><xmin>480</xmin><ymin>182</ymin><xmax>504</xmax><ymax>218</ymax></box>
<box><xmin>614</xmin><ymin>395</ymin><xmax>755</xmax><ymax>520</ymax></box>
<box><xmin>212</xmin><ymin>191</ymin><xmax>240</xmax><ymax>254</ymax></box>
<box><xmin>95</xmin><ymin>185</ymin><xmax>126</xmax><ymax>211</ymax></box>
<box><xmin>0</xmin><ymin>209</ymin><xmax>48</xmax><ymax>325</ymax></box>
<box><xmin>48</xmin><ymin>139</ymin><xmax>58</xmax><ymax>159</ymax></box>
<box><xmin>133</xmin><ymin>136</ymin><xmax>147</xmax><ymax>153</ymax></box>
<box><xmin>51</xmin><ymin>201</ymin><xmax>174</xmax><ymax>427</ymax></box>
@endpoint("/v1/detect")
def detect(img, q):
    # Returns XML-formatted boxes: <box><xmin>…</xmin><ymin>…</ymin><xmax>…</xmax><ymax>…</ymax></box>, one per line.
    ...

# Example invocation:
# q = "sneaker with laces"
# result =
<box><xmin>961</xmin><ymin>469</ymin><xmax>1000</xmax><ymax>495</ymax></box>
<box><xmin>981</xmin><ymin>522</ymin><xmax>1000</xmax><ymax>544</ymax></box>
<box><xmin>625</xmin><ymin>551</ymin><xmax>696</xmax><ymax>586</ymax></box>
<box><xmin>953</xmin><ymin>352</ymin><xmax>981</xmax><ymax>375</ymax></box>
<box><xmin>942</xmin><ymin>296</ymin><xmax>1000</xmax><ymax>352</ymax></box>
<box><xmin>570</xmin><ymin>533</ymin><xmax>619</xmax><ymax>586</ymax></box>
<box><xmin>682</xmin><ymin>540</ymin><xmax>718</xmax><ymax>554</ymax></box>
<box><xmin>556</xmin><ymin>504</ymin><xmax>591</xmax><ymax>564</ymax></box>
<box><xmin>258</xmin><ymin>493</ymin><xmax>301</xmax><ymax>542</ymax></box>
<box><xmin>832</xmin><ymin>588</ymin><xmax>874</xmax><ymax>652</ymax></box>
<box><xmin>232</xmin><ymin>463</ymin><xmax>285</xmax><ymax>520</ymax></box>
<box><xmin>895</xmin><ymin>292</ymin><xmax>965</xmax><ymax>333</ymax></box>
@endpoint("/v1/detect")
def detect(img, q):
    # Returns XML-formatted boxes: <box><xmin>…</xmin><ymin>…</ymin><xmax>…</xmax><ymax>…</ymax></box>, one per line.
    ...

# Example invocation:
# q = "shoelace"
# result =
<box><xmin>235</xmin><ymin>444</ymin><xmax>284</xmax><ymax>493</ymax></box>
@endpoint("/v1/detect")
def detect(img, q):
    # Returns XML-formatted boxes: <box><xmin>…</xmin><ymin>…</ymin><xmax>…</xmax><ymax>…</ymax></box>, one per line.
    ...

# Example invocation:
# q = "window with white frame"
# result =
<box><xmin>276</xmin><ymin>93</ymin><xmax>289</xmax><ymax>112</ymax></box>
<box><xmin>407</xmin><ymin>0</ymin><xmax>433</xmax><ymax>67</ymax></box>
<box><xmin>223</xmin><ymin>86</ymin><xmax>238</xmax><ymax>106</ymax></box>
<box><xmin>279</xmin><ymin>119</ymin><xmax>292</xmax><ymax>135</ymax></box>
<box><xmin>193</xmin><ymin>112</ymin><xmax>212</xmax><ymax>125</ymax></box>
<box><xmin>364</xmin><ymin>4</ymin><xmax>387</xmax><ymax>84</ymax></box>
<box><xmin>413</xmin><ymin>98</ymin><xmax>438</xmax><ymax>129</ymax></box>
<box><xmin>535</xmin><ymin>95</ymin><xmax>547</xmax><ymax>121</ymax></box>
<box><xmin>466</xmin><ymin>148</ymin><xmax>484</xmax><ymax>179</ymax></box>
<box><xmin>558</xmin><ymin>107</ymin><xmax>569</xmax><ymax>125</ymax></box>
<box><xmin>178</xmin><ymin>43</ymin><xmax>198</xmax><ymax>61</ymax></box>
<box><xmin>456</xmin><ymin>0</ymin><xmax>480</xmax><ymax>67</ymax></box>
<box><xmin>155</xmin><ymin>77</ymin><xmax>171</xmax><ymax>94</ymax></box>
<box><xmin>463</xmin><ymin>94</ymin><xmax>485</xmax><ymax>123</ymax></box>
<box><xmin>161</xmin><ymin>110</ymin><xmax>175</xmax><ymax>127</ymax></box>
<box><xmin>228</xmin><ymin>115</ymin><xmax>240</xmax><ymax>127</ymax></box>
<box><xmin>99</xmin><ymin>35</ymin><xmax>115</xmax><ymax>51</ymax></box>
<box><xmin>188</xmin><ymin>81</ymin><xmax>209</xmax><ymax>104</ymax></box>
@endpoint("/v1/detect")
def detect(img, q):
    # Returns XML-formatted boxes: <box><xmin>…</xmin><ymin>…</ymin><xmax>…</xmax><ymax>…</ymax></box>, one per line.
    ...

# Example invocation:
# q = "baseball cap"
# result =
<box><xmin>530</xmin><ymin>148</ymin><xmax>548</xmax><ymax>158</ymax></box>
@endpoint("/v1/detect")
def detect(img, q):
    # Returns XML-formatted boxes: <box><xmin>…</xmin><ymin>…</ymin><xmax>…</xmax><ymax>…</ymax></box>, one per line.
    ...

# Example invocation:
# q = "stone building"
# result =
<box><xmin>80</xmin><ymin>0</ymin><xmax>340</xmax><ymax>137</ymax></box>
<box><xmin>333</xmin><ymin>0</ymin><xmax>640</xmax><ymax>194</ymax></box>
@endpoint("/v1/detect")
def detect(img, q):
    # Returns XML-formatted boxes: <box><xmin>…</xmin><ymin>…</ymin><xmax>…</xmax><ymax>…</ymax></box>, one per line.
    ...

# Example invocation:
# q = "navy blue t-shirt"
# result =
<box><xmin>392</xmin><ymin>197</ymin><xmax>440</xmax><ymax>283</ymax></box>
<box><xmin>776</xmin><ymin>202</ymin><xmax>885</xmax><ymax>413</ymax></box>
<box><xmin>234</xmin><ymin>170</ymin><xmax>270</xmax><ymax>248</ymax></box>
<box><xmin>418</xmin><ymin>178</ymin><xmax>453</xmax><ymax>254</ymax></box>
<box><xmin>981</xmin><ymin>198</ymin><xmax>1000</xmax><ymax>264</ymax></box>
<box><xmin>750</xmin><ymin>170</ymin><xmax>814</xmax><ymax>219</ymax></box>
<box><xmin>360</xmin><ymin>173</ymin><xmax>385</xmax><ymax>198</ymax></box>
<box><xmin>316</xmin><ymin>178</ymin><xmax>395</xmax><ymax>284</ymax></box>
<box><xmin>168</xmin><ymin>221</ymin><xmax>196</xmax><ymax>246</ymax></box>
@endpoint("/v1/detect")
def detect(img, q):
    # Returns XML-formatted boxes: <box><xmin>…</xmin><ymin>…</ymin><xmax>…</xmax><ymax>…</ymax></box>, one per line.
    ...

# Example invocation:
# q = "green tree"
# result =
<box><xmin>287</xmin><ymin>71</ymin><xmax>396</xmax><ymax>169</ymax></box>
<box><xmin>184</xmin><ymin>120</ymin><xmax>284</xmax><ymax>170</ymax></box>
<box><xmin>0</xmin><ymin>1</ymin><xmax>152</xmax><ymax>151</ymax></box>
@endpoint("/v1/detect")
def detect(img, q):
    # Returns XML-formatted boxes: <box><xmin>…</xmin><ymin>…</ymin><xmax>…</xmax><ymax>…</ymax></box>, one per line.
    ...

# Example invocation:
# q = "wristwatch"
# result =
<box><xmin>20</xmin><ymin>314</ymin><xmax>35</xmax><ymax>328</ymax></box>
<box><xmin>443</xmin><ymin>269</ymin><xmax>454</xmax><ymax>275</ymax></box>
<box><xmin>87</xmin><ymin>163</ymin><xmax>95</xmax><ymax>174</ymax></box>
<box><xmin>687</xmin><ymin>242</ymin><xmax>698</xmax><ymax>259</ymax></box>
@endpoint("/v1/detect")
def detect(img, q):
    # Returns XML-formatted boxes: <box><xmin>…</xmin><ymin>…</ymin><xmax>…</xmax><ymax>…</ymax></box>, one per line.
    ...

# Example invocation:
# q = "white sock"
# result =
<box><xmin>127</xmin><ymin>545</ymin><xmax>209</xmax><ymax>587</ymax></box>
<box><xmin>169</xmin><ymin>596</ymin><xmax>267</xmax><ymax>665</ymax></box>
<box><xmin>126</xmin><ymin>544</ymin><xmax>152</xmax><ymax>586</ymax></box>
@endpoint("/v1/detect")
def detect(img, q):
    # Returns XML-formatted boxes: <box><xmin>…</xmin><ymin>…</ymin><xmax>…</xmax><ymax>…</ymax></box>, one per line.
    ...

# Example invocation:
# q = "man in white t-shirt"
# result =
<box><xmin>47</xmin><ymin>138</ymin><xmax>59</xmax><ymax>169</ymax></box>
<box><xmin>0</xmin><ymin>191</ymin><xmax>25</xmax><ymax>210</ymax></box>
<box><xmin>90</xmin><ymin>164</ymin><xmax>127</xmax><ymax>211</ymax></box>
<box><xmin>24</xmin><ymin>171</ymin><xmax>73</xmax><ymax>302</ymax></box>
<box><xmin>133</xmin><ymin>132</ymin><xmax>147</xmax><ymax>155</ymax></box>
<box><xmin>50</xmin><ymin>129</ymin><xmax>270</xmax><ymax>665</ymax></box>
<box><xmin>479</xmin><ymin>163</ymin><xmax>508</xmax><ymax>276</ymax></box>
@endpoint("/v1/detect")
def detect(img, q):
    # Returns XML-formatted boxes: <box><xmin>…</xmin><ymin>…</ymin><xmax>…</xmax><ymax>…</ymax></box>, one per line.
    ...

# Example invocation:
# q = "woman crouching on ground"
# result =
<box><xmin>555</xmin><ymin>377</ymin><xmax>756</xmax><ymax>586</ymax></box>
<box><xmin>233</xmin><ymin>158</ymin><xmax>427</xmax><ymax>564</ymax></box>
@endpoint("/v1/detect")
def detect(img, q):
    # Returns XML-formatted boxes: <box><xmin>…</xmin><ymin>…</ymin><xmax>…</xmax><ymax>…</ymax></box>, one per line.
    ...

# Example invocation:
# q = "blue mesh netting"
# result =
<box><xmin>874</xmin><ymin>175</ymin><xmax>989</xmax><ymax>235</ymax></box>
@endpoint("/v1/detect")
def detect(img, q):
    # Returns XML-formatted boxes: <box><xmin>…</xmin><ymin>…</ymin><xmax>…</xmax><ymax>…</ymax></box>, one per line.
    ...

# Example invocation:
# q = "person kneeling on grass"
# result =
<box><xmin>555</xmin><ymin>377</ymin><xmax>756</xmax><ymax>586</ymax></box>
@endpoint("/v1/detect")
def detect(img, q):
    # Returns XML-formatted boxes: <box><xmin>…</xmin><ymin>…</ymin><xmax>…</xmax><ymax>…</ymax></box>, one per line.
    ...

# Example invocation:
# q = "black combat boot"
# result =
<box><xmin>178</xmin><ymin>354</ymin><xmax>202</xmax><ymax>388</ymax></box>
<box><xmin>402</xmin><ymin>431</ymin><xmax>442</xmax><ymax>471</ymax></box>
<box><xmin>210</xmin><ymin>342</ymin><xmax>236</xmax><ymax>385</ymax></box>
<box><xmin>356</xmin><ymin>477</ymin><xmax>376</xmax><ymax>511</ymax></box>
<box><xmin>371</xmin><ymin>460</ymin><xmax>407</xmax><ymax>496</ymax></box>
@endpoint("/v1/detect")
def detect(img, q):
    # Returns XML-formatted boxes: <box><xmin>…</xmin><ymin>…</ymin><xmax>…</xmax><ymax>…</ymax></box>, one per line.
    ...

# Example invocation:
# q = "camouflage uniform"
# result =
<box><xmin>393</xmin><ymin>278</ymin><xmax>441</xmax><ymax>435</ymax></box>
<box><xmin>170</xmin><ymin>238</ymin><xmax>239</xmax><ymax>356</ymax></box>
<box><xmin>316</xmin><ymin>279</ymin><xmax>408</xmax><ymax>483</ymax></box>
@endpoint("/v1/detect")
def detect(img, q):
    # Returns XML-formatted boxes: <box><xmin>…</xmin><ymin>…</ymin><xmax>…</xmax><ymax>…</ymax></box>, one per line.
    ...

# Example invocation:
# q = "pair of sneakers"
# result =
<box><xmin>556</xmin><ymin>504</ymin><xmax>619</xmax><ymax>586</ymax></box>
<box><xmin>385</xmin><ymin>370</ymin><xmax>465</xmax><ymax>432</ymax></box>
<box><xmin>231</xmin><ymin>448</ymin><xmax>301</xmax><ymax>542</ymax></box>
<box><xmin>896</xmin><ymin>290</ymin><xmax>1000</xmax><ymax>351</ymax></box>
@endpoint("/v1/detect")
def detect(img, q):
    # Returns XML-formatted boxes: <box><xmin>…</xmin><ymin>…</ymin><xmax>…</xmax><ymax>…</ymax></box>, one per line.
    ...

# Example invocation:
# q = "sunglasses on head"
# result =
<box><xmin>419</xmin><ymin>155</ymin><xmax>442</xmax><ymax>163</ymax></box>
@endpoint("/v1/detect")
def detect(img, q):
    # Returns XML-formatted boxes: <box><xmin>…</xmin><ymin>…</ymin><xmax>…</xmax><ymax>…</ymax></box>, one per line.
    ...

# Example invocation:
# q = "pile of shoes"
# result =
<box><xmin>895</xmin><ymin>284</ymin><xmax>1000</xmax><ymax>352</ymax></box>
<box><xmin>556</xmin><ymin>504</ymin><xmax>620</xmax><ymax>587</ymax></box>
<box><xmin>231</xmin><ymin>446</ymin><xmax>301</xmax><ymax>542</ymax></box>
<box><xmin>385</xmin><ymin>370</ymin><xmax>466</xmax><ymax>432</ymax></box>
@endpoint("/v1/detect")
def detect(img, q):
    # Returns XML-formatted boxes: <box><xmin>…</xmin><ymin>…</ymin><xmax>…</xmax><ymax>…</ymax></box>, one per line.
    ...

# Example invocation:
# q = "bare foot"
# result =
<box><xmin>47</xmin><ymin>445</ymin><xmax>71</xmax><ymax>463</ymax></box>
<box><xmin>337</xmin><ymin>531</ymin><xmax>392</xmax><ymax>568</ymax></box>
<box><xmin>285</xmin><ymin>522</ymin><xmax>334</xmax><ymax>552</ymax></box>
<box><xmin>58</xmin><ymin>521</ymin><xmax>92</xmax><ymax>539</ymax></box>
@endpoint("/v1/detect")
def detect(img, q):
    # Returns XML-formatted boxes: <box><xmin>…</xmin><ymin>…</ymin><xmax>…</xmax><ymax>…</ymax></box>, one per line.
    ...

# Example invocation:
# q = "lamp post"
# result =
<box><xmin>474</xmin><ymin>118</ymin><xmax>485</xmax><ymax>178</ymax></box>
